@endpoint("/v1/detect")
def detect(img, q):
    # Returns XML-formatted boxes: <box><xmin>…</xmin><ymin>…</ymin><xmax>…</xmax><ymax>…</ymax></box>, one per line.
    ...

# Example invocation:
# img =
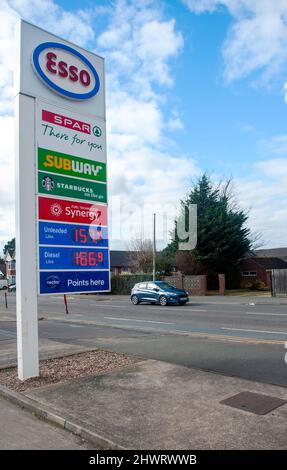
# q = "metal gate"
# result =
<box><xmin>271</xmin><ymin>269</ymin><xmax>287</xmax><ymax>297</ymax></box>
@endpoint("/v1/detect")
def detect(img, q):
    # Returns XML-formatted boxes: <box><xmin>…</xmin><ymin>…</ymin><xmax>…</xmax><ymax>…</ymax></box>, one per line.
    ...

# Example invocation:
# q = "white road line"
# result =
<box><xmin>222</xmin><ymin>327</ymin><xmax>287</xmax><ymax>335</ymax></box>
<box><xmin>146</xmin><ymin>307</ymin><xmax>207</xmax><ymax>312</ymax></box>
<box><xmin>246</xmin><ymin>312</ymin><xmax>287</xmax><ymax>316</ymax></box>
<box><xmin>104</xmin><ymin>317</ymin><xmax>175</xmax><ymax>325</ymax></box>
<box><xmin>89</xmin><ymin>304</ymin><xmax>124</xmax><ymax>308</ymax></box>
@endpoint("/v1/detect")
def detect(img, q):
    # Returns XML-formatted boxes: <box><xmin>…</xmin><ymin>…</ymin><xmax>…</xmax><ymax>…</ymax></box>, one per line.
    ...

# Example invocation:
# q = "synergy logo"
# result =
<box><xmin>39</xmin><ymin>197</ymin><xmax>108</xmax><ymax>225</ymax></box>
<box><xmin>45</xmin><ymin>275</ymin><xmax>61</xmax><ymax>289</ymax></box>
<box><xmin>50</xmin><ymin>203</ymin><xmax>63</xmax><ymax>217</ymax></box>
<box><xmin>32</xmin><ymin>42</ymin><xmax>100</xmax><ymax>100</ymax></box>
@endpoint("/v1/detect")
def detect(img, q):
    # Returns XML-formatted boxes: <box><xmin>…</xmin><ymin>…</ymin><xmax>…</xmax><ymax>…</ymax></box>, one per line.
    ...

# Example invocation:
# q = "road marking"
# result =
<box><xmin>146</xmin><ymin>307</ymin><xmax>207</xmax><ymax>312</ymax></box>
<box><xmin>222</xmin><ymin>327</ymin><xmax>287</xmax><ymax>335</ymax></box>
<box><xmin>90</xmin><ymin>304</ymin><xmax>207</xmax><ymax>312</ymax></box>
<box><xmin>104</xmin><ymin>317</ymin><xmax>175</xmax><ymax>325</ymax></box>
<box><xmin>89</xmin><ymin>304</ymin><xmax>124</xmax><ymax>308</ymax></box>
<box><xmin>246</xmin><ymin>312</ymin><xmax>287</xmax><ymax>316</ymax></box>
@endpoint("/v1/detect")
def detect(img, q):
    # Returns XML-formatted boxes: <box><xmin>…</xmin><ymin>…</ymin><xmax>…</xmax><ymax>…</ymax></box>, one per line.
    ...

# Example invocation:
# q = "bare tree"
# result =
<box><xmin>126</xmin><ymin>238</ymin><xmax>153</xmax><ymax>273</ymax></box>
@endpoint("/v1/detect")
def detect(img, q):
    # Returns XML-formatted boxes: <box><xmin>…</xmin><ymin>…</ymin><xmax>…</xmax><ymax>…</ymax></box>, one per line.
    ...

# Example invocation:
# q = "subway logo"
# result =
<box><xmin>38</xmin><ymin>148</ymin><xmax>106</xmax><ymax>183</ymax></box>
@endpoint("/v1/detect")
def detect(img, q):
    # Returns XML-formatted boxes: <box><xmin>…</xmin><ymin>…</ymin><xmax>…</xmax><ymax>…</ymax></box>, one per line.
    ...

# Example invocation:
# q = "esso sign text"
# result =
<box><xmin>32</xmin><ymin>42</ymin><xmax>100</xmax><ymax>100</ymax></box>
<box><xmin>46</xmin><ymin>52</ymin><xmax>91</xmax><ymax>86</ymax></box>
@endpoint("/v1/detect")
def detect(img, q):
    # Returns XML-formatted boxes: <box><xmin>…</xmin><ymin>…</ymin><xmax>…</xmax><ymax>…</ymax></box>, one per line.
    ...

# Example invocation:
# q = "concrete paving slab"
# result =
<box><xmin>0</xmin><ymin>396</ymin><xmax>90</xmax><ymax>449</ymax></box>
<box><xmin>26</xmin><ymin>359</ymin><xmax>287</xmax><ymax>450</ymax></box>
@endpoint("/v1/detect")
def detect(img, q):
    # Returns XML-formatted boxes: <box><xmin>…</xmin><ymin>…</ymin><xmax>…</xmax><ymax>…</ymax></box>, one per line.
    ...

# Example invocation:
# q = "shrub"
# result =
<box><xmin>250</xmin><ymin>280</ymin><xmax>267</xmax><ymax>291</ymax></box>
<box><xmin>111</xmin><ymin>274</ymin><xmax>161</xmax><ymax>294</ymax></box>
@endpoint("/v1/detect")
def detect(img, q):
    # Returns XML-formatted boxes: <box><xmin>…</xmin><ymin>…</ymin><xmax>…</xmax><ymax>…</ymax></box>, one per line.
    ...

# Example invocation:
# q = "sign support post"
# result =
<box><xmin>14</xmin><ymin>20</ymin><xmax>109</xmax><ymax>380</ymax></box>
<box><xmin>15</xmin><ymin>93</ymin><xmax>39</xmax><ymax>380</ymax></box>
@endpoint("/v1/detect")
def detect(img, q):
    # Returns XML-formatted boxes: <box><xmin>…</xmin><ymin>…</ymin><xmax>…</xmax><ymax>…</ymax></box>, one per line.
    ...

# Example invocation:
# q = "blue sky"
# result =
<box><xmin>1</xmin><ymin>0</ymin><xmax>287</xmax><ymax>250</ymax></box>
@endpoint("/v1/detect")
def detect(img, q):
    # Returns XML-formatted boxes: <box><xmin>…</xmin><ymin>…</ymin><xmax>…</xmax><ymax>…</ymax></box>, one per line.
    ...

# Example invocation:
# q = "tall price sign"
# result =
<box><xmin>15</xmin><ymin>20</ymin><xmax>109</xmax><ymax>380</ymax></box>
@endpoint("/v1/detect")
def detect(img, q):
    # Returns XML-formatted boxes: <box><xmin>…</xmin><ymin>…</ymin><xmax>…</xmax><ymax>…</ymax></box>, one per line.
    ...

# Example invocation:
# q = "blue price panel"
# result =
<box><xmin>40</xmin><ymin>270</ymin><xmax>110</xmax><ymax>294</ymax></box>
<box><xmin>39</xmin><ymin>221</ymin><xmax>108</xmax><ymax>247</ymax></box>
<box><xmin>39</xmin><ymin>246</ymin><xmax>109</xmax><ymax>270</ymax></box>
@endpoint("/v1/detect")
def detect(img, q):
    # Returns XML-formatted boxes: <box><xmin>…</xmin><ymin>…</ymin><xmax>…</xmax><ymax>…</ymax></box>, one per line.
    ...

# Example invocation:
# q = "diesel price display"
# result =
<box><xmin>71</xmin><ymin>250</ymin><xmax>104</xmax><ymax>267</ymax></box>
<box><xmin>39</xmin><ymin>247</ymin><xmax>109</xmax><ymax>270</ymax></box>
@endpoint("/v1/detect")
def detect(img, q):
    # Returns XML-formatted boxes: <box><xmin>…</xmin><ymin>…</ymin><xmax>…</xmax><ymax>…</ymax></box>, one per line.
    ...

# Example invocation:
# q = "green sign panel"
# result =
<box><xmin>38</xmin><ymin>172</ymin><xmax>107</xmax><ymax>203</ymax></box>
<box><xmin>38</xmin><ymin>147</ymin><xmax>106</xmax><ymax>183</ymax></box>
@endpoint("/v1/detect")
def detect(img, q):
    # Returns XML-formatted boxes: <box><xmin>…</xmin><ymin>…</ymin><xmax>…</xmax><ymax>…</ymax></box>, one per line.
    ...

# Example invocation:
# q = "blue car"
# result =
<box><xmin>131</xmin><ymin>281</ymin><xmax>189</xmax><ymax>306</ymax></box>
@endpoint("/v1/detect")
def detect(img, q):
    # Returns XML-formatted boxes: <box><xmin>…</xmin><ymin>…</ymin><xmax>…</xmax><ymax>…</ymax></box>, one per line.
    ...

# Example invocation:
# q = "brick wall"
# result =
<box><xmin>162</xmin><ymin>274</ymin><xmax>207</xmax><ymax>295</ymax></box>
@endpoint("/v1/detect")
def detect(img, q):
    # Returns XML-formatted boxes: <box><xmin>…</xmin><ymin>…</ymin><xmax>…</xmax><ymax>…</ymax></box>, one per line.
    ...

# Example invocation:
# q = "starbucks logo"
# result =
<box><xmin>50</xmin><ymin>203</ymin><xmax>63</xmax><ymax>217</ymax></box>
<box><xmin>42</xmin><ymin>176</ymin><xmax>55</xmax><ymax>191</ymax></box>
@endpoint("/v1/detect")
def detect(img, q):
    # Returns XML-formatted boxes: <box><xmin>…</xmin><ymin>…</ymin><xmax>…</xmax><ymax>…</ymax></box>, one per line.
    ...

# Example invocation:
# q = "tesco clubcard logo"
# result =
<box><xmin>32</xmin><ymin>42</ymin><xmax>100</xmax><ymax>100</ymax></box>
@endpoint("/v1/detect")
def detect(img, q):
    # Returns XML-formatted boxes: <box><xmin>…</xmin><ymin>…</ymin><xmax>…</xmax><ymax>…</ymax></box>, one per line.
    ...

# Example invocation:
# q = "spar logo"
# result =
<box><xmin>42</xmin><ymin>109</ymin><xmax>102</xmax><ymax>137</ymax></box>
<box><xmin>32</xmin><ymin>42</ymin><xmax>100</xmax><ymax>100</ymax></box>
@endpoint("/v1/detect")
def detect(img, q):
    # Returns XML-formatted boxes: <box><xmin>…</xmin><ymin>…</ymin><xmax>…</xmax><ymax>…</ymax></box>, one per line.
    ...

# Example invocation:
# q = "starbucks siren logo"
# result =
<box><xmin>42</xmin><ymin>176</ymin><xmax>55</xmax><ymax>191</ymax></box>
<box><xmin>50</xmin><ymin>203</ymin><xmax>63</xmax><ymax>217</ymax></box>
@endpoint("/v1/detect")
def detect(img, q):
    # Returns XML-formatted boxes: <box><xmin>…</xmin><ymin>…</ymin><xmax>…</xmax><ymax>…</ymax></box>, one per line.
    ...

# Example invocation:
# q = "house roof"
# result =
<box><xmin>254</xmin><ymin>248</ymin><xmax>287</xmax><ymax>261</ymax></box>
<box><xmin>110</xmin><ymin>250</ymin><xmax>136</xmax><ymax>268</ymax></box>
<box><xmin>248</xmin><ymin>257</ymin><xmax>287</xmax><ymax>270</ymax></box>
<box><xmin>4</xmin><ymin>249</ymin><xmax>15</xmax><ymax>260</ymax></box>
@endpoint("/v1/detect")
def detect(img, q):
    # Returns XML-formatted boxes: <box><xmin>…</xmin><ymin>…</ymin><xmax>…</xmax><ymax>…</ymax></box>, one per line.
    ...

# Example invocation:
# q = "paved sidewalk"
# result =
<box><xmin>1</xmin><ymin>358</ymin><xmax>286</xmax><ymax>450</ymax></box>
<box><xmin>0</xmin><ymin>396</ymin><xmax>92</xmax><ymax>450</ymax></box>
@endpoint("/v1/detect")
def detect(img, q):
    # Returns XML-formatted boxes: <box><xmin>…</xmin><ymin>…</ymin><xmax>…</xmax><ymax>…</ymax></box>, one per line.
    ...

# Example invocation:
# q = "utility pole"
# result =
<box><xmin>153</xmin><ymin>213</ymin><xmax>156</xmax><ymax>281</ymax></box>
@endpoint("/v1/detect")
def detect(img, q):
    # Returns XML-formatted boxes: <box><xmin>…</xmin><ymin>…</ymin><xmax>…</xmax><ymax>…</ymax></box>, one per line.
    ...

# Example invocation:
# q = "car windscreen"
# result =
<box><xmin>156</xmin><ymin>282</ymin><xmax>178</xmax><ymax>291</ymax></box>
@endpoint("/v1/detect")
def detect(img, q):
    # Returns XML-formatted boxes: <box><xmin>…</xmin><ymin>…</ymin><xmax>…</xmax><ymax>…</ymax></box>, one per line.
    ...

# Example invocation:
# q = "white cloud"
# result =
<box><xmin>95</xmin><ymin>0</ymin><xmax>196</xmax><ymax>246</ymax></box>
<box><xmin>183</xmin><ymin>0</ymin><xmax>287</xmax><ymax>86</ymax></box>
<box><xmin>0</xmin><ymin>0</ymin><xmax>196</xmax><ymax>250</ymax></box>
<box><xmin>235</xmin><ymin>155</ymin><xmax>287</xmax><ymax>248</ymax></box>
<box><xmin>255</xmin><ymin>158</ymin><xmax>287</xmax><ymax>180</ymax></box>
<box><xmin>0</xmin><ymin>115</ymin><xmax>15</xmax><ymax>249</ymax></box>
<box><xmin>0</xmin><ymin>0</ymin><xmax>97</xmax><ymax>250</ymax></box>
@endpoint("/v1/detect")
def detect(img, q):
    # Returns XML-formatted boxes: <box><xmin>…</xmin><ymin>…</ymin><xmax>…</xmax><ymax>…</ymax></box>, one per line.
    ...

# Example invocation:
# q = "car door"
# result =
<box><xmin>136</xmin><ymin>282</ymin><xmax>148</xmax><ymax>302</ymax></box>
<box><xmin>146</xmin><ymin>282</ymin><xmax>160</xmax><ymax>302</ymax></box>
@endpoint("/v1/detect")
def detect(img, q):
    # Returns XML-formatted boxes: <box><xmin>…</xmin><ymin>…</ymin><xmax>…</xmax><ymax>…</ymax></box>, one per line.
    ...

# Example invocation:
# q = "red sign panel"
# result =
<box><xmin>38</xmin><ymin>196</ymin><xmax>107</xmax><ymax>225</ymax></box>
<box><xmin>42</xmin><ymin>109</ymin><xmax>91</xmax><ymax>134</ymax></box>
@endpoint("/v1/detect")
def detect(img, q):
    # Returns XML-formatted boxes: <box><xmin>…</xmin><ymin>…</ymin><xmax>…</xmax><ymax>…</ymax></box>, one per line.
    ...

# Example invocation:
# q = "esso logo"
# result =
<box><xmin>32</xmin><ymin>42</ymin><xmax>100</xmax><ymax>100</ymax></box>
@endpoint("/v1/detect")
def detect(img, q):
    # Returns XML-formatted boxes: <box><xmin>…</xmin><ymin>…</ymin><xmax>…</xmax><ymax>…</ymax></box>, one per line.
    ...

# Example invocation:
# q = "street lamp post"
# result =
<box><xmin>153</xmin><ymin>213</ymin><xmax>156</xmax><ymax>281</ymax></box>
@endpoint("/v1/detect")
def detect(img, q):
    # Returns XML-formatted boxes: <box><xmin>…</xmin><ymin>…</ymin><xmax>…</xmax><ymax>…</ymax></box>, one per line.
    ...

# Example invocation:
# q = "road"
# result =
<box><xmin>1</xmin><ymin>293</ymin><xmax>287</xmax><ymax>386</ymax></box>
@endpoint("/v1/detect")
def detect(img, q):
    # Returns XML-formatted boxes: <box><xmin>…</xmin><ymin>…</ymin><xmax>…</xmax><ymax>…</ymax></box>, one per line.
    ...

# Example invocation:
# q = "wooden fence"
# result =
<box><xmin>271</xmin><ymin>269</ymin><xmax>287</xmax><ymax>297</ymax></box>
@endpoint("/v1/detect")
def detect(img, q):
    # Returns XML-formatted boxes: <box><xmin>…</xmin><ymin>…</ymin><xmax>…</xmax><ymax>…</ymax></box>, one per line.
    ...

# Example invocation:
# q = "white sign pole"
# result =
<box><xmin>14</xmin><ymin>19</ymin><xmax>108</xmax><ymax>380</ymax></box>
<box><xmin>15</xmin><ymin>92</ymin><xmax>39</xmax><ymax>380</ymax></box>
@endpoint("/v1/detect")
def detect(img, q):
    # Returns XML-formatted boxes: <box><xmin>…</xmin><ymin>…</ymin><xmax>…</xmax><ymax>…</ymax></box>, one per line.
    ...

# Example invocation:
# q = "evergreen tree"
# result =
<box><xmin>3</xmin><ymin>237</ymin><xmax>15</xmax><ymax>255</ymax></box>
<box><xmin>164</xmin><ymin>174</ymin><xmax>254</xmax><ymax>274</ymax></box>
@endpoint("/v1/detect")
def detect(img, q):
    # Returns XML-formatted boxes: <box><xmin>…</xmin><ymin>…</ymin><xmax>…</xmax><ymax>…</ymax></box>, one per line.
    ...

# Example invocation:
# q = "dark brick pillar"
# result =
<box><xmin>199</xmin><ymin>275</ymin><xmax>207</xmax><ymax>295</ymax></box>
<box><xmin>218</xmin><ymin>273</ymin><xmax>225</xmax><ymax>295</ymax></box>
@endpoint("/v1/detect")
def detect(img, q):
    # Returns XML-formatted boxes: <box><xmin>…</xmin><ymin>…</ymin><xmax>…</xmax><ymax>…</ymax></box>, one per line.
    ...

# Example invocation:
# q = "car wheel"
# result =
<box><xmin>131</xmin><ymin>295</ymin><xmax>139</xmax><ymax>305</ymax></box>
<box><xmin>159</xmin><ymin>295</ymin><xmax>168</xmax><ymax>306</ymax></box>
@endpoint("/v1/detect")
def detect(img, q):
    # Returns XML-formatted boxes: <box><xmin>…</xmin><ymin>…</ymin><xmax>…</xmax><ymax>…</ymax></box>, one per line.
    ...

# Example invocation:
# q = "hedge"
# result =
<box><xmin>111</xmin><ymin>274</ymin><xmax>161</xmax><ymax>294</ymax></box>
